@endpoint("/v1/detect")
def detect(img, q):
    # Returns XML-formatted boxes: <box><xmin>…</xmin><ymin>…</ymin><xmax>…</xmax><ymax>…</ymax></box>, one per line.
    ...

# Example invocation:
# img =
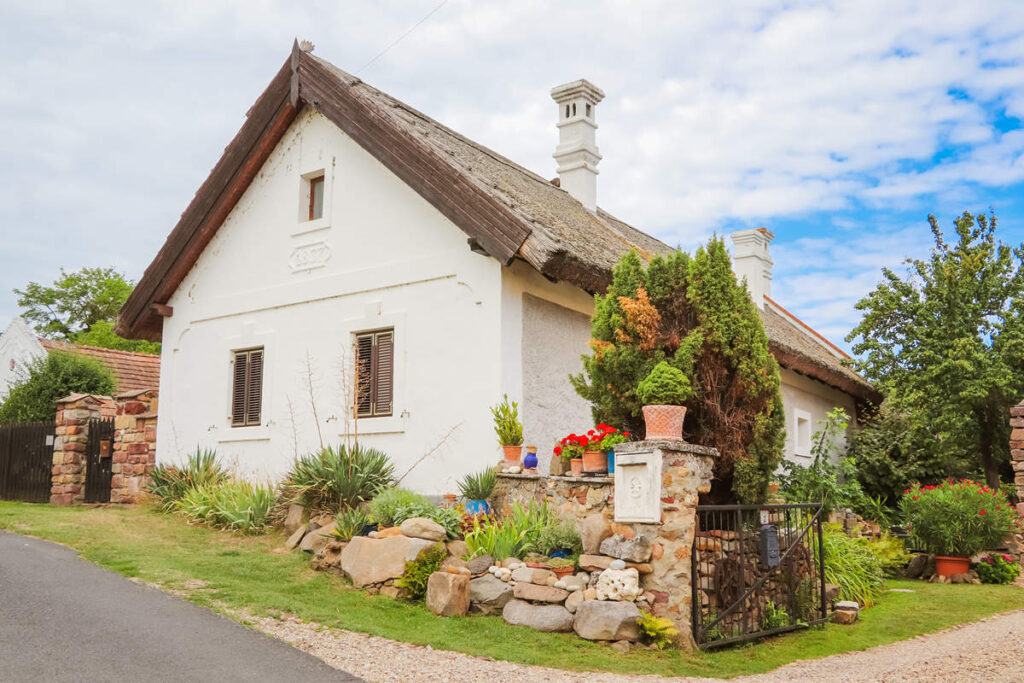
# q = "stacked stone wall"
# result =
<box><xmin>50</xmin><ymin>394</ymin><xmax>115</xmax><ymax>506</ymax></box>
<box><xmin>111</xmin><ymin>389</ymin><xmax>158</xmax><ymax>504</ymax></box>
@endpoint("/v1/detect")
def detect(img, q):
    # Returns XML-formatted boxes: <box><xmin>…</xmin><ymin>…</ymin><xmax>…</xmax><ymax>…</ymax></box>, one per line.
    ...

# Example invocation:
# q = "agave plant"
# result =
<box><xmin>148</xmin><ymin>448</ymin><xmax>228</xmax><ymax>512</ymax></box>
<box><xmin>333</xmin><ymin>507</ymin><xmax>370</xmax><ymax>541</ymax></box>
<box><xmin>286</xmin><ymin>444</ymin><xmax>395</xmax><ymax>513</ymax></box>
<box><xmin>177</xmin><ymin>480</ymin><xmax>275</xmax><ymax>534</ymax></box>
<box><xmin>457</xmin><ymin>468</ymin><xmax>496</xmax><ymax>501</ymax></box>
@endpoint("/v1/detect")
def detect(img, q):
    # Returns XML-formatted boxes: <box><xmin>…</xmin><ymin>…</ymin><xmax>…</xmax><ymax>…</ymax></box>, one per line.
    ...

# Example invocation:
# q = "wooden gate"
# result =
<box><xmin>84</xmin><ymin>417</ymin><xmax>115</xmax><ymax>503</ymax></box>
<box><xmin>692</xmin><ymin>503</ymin><xmax>828</xmax><ymax>648</ymax></box>
<box><xmin>0</xmin><ymin>421</ymin><xmax>56</xmax><ymax>502</ymax></box>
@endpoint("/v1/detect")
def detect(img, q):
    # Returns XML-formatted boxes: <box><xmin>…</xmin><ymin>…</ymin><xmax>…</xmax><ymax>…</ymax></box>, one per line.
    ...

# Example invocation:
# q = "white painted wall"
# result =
<box><xmin>158</xmin><ymin>109</ymin><xmax>504</xmax><ymax>494</ymax></box>
<box><xmin>778</xmin><ymin>368</ymin><xmax>857</xmax><ymax>465</ymax></box>
<box><xmin>0</xmin><ymin>318</ymin><xmax>46</xmax><ymax>399</ymax></box>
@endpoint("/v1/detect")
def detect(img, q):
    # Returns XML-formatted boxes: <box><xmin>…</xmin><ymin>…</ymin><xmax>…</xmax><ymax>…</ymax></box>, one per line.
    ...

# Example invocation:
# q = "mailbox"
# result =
<box><xmin>759</xmin><ymin>524</ymin><xmax>780</xmax><ymax>566</ymax></box>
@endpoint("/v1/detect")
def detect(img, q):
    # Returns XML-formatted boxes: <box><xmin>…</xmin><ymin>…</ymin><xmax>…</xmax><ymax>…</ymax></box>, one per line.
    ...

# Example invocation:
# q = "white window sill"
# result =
<box><xmin>219</xmin><ymin>426</ymin><xmax>271</xmax><ymax>443</ymax></box>
<box><xmin>339</xmin><ymin>414</ymin><xmax>406</xmax><ymax>436</ymax></box>
<box><xmin>291</xmin><ymin>218</ymin><xmax>331</xmax><ymax>237</ymax></box>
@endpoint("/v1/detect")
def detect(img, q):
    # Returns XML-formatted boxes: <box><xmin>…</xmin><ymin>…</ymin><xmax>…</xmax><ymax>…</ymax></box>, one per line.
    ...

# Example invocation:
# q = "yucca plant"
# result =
<box><xmin>177</xmin><ymin>480</ymin><xmax>275</xmax><ymax>534</ymax></box>
<box><xmin>333</xmin><ymin>507</ymin><xmax>370</xmax><ymax>541</ymax></box>
<box><xmin>286</xmin><ymin>444</ymin><xmax>395</xmax><ymax>513</ymax></box>
<box><xmin>147</xmin><ymin>448</ymin><xmax>228</xmax><ymax>512</ymax></box>
<box><xmin>457</xmin><ymin>469</ymin><xmax>496</xmax><ymax>501</ymax></box>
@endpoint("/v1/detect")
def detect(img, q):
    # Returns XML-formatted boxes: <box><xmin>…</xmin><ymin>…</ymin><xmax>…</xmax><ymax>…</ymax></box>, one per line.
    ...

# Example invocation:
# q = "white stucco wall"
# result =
<box><xmin>778</xmin><ymin>368</ymin><xmax>857</xmax><ymax>465</ymax></box>
<box><xmin>0</xmin><ymin>318</ymin><xmax>46</xmax><ymax>399</ymax></box>
<box><xmin>157</xmin><ymin>109</ymin><xmax>504</xmax><ymax>494</ymax></box>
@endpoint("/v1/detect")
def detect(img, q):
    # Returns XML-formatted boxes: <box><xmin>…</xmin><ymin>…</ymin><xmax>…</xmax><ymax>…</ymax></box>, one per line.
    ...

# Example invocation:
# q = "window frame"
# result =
<box><xmin>308</xmin><ymin>174</ymin><xmax>325</xmax><ymax>221</ymax></box>
<box><xmin>230</xmin><ymin>347</ymin><xmax>265</xmax><ymax>428</ymax></box>
<box><xmin>794</xmin><ymin>409</ymin><xmax>812</xmax><ymax>457</ymax></box>
<box><xmin>354</xmin><ymin>328</ymin><xmax>394</xmax><ymax>419</ymax></box>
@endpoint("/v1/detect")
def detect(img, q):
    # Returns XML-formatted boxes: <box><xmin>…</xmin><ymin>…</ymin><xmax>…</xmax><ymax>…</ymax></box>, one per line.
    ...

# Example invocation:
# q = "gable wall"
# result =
<box><xmin>0</xmin><ymin>319</ymin><xmax>46</xmax><ymax>399</ymax></box>
<box><xmin>158</xmin><ymin>109</ymin><xmax>504</xmax><ymax>493</ymax></box>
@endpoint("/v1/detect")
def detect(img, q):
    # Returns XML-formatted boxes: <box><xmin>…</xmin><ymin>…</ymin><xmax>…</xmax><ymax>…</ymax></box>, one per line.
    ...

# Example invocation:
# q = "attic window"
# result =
<box><xmin>308</xmin><ymin>174</ymin><xmax>325</xmax><ymax>221</ymax></box>
<box><xmin>572</xmin><ymin>102</ymin><xmax>577</xmax><ymax>116</ymax></box>
<box><xmin>586</xmin><ymin>103</ymin><xmax>591</xmax><ymax>117</ymax></box>
<box><xmin>564</xmin><ymin>104</ymin><xmax>570</xmax><ymax>119</ymax></box>
<box><xmin>794</xmin><ymin>410</ymin><xmax>812</xmax><ymax>457</ymax></box>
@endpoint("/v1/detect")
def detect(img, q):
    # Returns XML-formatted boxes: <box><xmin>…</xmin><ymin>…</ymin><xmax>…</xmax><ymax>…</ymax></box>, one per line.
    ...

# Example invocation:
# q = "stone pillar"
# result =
<box><xmin>50</xmin><ymin>394</ymin><xmax>113</xmax><ymax>506</ymax></box>
<box><xmin>111</xmin><ymin>389</ymin><xmax>158</xmax><ymax>504</ymax></box>
<box><xmin>1011</xmin><ymin>401</ymin><xmax>1024</xmax><ymax>505</ymax></box>
<box><xmin>612</xmin><ymin>440</ymin><xmax>718</xmax><ymax>649</ymax></box>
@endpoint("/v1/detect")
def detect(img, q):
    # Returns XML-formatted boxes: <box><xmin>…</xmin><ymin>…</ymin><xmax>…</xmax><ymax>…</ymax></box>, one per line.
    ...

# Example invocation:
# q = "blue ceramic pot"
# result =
<box><xmin>523</xmin><ymin>450</ymin><xmax>539</xmax><ymax>470</ymax></box>
<box><xmin>465</xmin><ymin>499</ymin><xmax>490</xmax><ymax>515</ymax></box>
<box><xmin>606</xmin><ymin>450</ymin><xmax>615</xmax><ymax>474</ymax></box>
<box><xmin>549</xmin><ymin>549</ymin><xmax>570</xmax><ymax>559</ymax></box>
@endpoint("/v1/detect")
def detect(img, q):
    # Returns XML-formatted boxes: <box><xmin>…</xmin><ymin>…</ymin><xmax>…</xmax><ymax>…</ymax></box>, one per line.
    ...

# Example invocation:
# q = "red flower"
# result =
<box><xmin>903</xmin><ymin>488</ymin><xmax>911</xmax><ymax>494</ymax></box>
<box><xmin>553</xmin><ymin>446</ymin><xmax>562</xmax><ymax>456</ymax></box>
<box><xmin>623</xmin><ymin>432</ymin><xmax>631</xmax><ymax>438</ymax></box>
<box><xmin>980</xmin><ymin>509</ymin><xmax>987</xmax><ymax>515</ymax></box>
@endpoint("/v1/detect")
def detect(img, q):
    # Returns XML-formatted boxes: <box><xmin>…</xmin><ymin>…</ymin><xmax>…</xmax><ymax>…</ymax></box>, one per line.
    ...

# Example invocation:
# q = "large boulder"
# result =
<box><xmin>340</xmin><ymin>536</ymin><xmax>439</xmax><ymax>587</ymax></box>
<box><xmin>426</xmin><ymin>571</ymin><xmax>470</xmax><ymax>617</ymax></box>
<box><xmin>284</xmin><ymin>504</ymin><xmax>306</xmax><ymax>535</ymax></box>
<box><xmin>467</xmin><ymin>554</ymin><xmax>495</xmax><ymax>575</ymax></box>
<box><xmin>599</xmin><ymin>534</ymin><xmax>652</xmax><ymax>563</ymax></box>
<box><xmin>573</xmin><ymin>600</ymin><xmax>641</xmax><ymax>641</ymax></box>
<box><xmin>299</xmin><ymin>521</ymin><xmax>338</xmax><ymax>553</ymax></box>
<box><xmin>470</xmin><ymin>574</ymin><xmax>514</xmax><ymax>614</ymax></box>
<box><xmin>580</xmin><ymin>514</ymin><xmax>612</xmax><ymax>554</ymax></box>
<box><xmin>446</xmin><ymin>540</ymin><xmax>470</xmax><ymax>559</ymax></box>
<box><xmin>502</xmin><ymin>599</ymin><xmax>574</xmax><ymax>632</ymax></box>
<box><xmin>905</xmin><ymin>554</ymin><xmax>929</xmax><ymax>579</ymax></box>
<box><xmin>513</xmin><ymin>582</ymin><xmax>569</xmax><ymax>603</ymax></box>
<box><xmin>399</xmin><ymin>517</ymin><xmax>446</xmax><ymax>542</ymax></box>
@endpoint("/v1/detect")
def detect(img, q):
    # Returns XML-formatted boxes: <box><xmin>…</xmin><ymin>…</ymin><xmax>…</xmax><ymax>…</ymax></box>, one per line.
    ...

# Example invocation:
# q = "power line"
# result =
<box><xmin>355</xmin><ymin>0</ymin><xmax>449</xmax><ymax>76</ymax></box>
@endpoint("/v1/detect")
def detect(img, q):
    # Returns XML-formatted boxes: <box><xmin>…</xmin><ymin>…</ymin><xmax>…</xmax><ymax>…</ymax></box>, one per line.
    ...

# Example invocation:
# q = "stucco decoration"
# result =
<box><xmin>288</xmin><ymin>241</ymin><xmax>332</xmax><ymax>272</ymax></box>
<box><xmin>613</xmin><ymin>448</ymin><xmax>662</xmax><ymax>523</ymax></box>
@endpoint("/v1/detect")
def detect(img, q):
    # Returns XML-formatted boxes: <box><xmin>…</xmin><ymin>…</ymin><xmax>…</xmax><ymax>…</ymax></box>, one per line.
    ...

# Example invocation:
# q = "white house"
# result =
<box><xmin>0</xmin><ymin>317</ymin><xmax>161</xmax><ymax>399</ymax></box>
<box><xmin>117</xmin><ymin>43</ymin><xmax>878</xmax><ymax>493</ymax></box>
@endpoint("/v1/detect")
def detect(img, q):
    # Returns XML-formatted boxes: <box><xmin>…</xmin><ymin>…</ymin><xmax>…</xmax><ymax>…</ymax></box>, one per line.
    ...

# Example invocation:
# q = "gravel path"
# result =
<box><xmin>245</xmin><ymin>606</ymin><xmax>1024</xmax><ymax>683</ymax></box>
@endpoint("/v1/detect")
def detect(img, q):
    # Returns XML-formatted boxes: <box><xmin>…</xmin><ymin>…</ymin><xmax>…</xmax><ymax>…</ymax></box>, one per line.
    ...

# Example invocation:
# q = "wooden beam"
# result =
<box><xmin>149</xmin><ymin>303</ymin><xmax>173</xmax><ymax>317</ymax></box>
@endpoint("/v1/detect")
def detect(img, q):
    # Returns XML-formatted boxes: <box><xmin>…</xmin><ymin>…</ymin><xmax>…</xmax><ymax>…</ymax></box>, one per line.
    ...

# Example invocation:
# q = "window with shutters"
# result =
<box><xmin>231</xmin><ymin>347</ymin><xmax>264</xmax><ymax>427</ymax></box>
<box><xmin>354</xmin><ymin>329</ymin><xmax>393</xmax><ymax>418</ymax></box>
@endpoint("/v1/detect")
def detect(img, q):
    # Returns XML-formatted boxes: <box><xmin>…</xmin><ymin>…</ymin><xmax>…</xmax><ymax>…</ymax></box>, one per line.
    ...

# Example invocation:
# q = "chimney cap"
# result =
<box><xmin>551</xmin><ymin>79</ymin><xmax>605</xmax><ymax>104</ymax></box>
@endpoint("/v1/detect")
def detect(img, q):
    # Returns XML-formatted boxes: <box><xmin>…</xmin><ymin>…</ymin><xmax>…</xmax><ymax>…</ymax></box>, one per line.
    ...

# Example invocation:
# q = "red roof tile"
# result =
<box><xmin>38</xmin><ymin>338</ymin><xmax>160</xmax><ymax>394</ymax></box>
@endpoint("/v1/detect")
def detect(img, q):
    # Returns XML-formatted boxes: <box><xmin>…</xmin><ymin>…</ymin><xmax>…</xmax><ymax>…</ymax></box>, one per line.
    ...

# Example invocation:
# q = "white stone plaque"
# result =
<box><xmin>613</xmin><ymin>448</ymin><xmax>662</xmax><ymax>523</ymax></box>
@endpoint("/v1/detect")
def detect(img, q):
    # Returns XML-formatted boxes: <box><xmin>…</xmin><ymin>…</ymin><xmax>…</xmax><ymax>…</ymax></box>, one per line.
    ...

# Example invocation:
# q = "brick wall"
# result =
<box><xmin>111</xmin><ymin>389</ymin><xmax>158</xmax><ymax>504</ymax></box>
<box><xmin>50</xmin><ymin>394</ymin><xmax>116</xmax><ymax>506</ymax></box>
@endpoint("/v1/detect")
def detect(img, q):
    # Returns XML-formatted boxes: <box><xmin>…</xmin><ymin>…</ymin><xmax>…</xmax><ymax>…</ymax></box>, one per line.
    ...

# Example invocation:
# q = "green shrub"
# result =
<box><xmin>395</xmin><ymin>543</ymin><xmax>446</xmax><ymax>601</ymax></box>
<box><xmin>457</xmin><ymin>469</ymin><xmax>496</xmax><ymax>500</ymax></box>
<box><xmin>177</xmin><ymin>480</ymin><xmax>275</xmax><ymax>533</ymax></box>
<box><xmin>464</xmin><ymin>502</ymin><xmax>551</xmax><ymax>560</ymax></box>
<box><xmin>760</xmin><ymin>600</ymin><xmax>790</xmax><ymax>630</ymax></box>
<box><xmin>636</xmin><ymin>612</ymin><xmax>679</xmax><ymax>649</ymax></box>
<box><xmin>635</xmin><ymin>361</ymin><xmax>692</xmax><ymax>406</ymax></box>
<box><xmin>367</xmin><ymin>487</ymin><xmax>460</xmax><ymax>538</ymax></box>
<box><xmin>286</xmin><ymin>445</ymin><xmax>394</xmax><ymax>513</ymax></box>
<box><xmin>546</xmin><ymin>556</ymin><xmax>575</xmax><ymax>569</ymax></box>
<box><xmin>817</xmin><ymin>523</ymin><xmax>884</xmax><ymax>606</ymax></box>
<box><xmin>333</xmin><ymin>507</ymin><xmax>369</xmax><ymax>541</ymax></box>
<box><xmin>976</xmin><ymin>553</ymin><xmax>1021</xmax><ymax>584</ymax></box>
<box><xmin>147</xmin><ymin>448</ymin><xmax>229</xmax><ymax>512</ymax></box>
<box><xmin>899</xmin><ymin>480</ymin><xmax>1015</xmax><ymax>557</ymax></box>
<box><xmin>0</xmin><ymin>351</ymin><xmax>115</xmax><ymax>424</ymax></box>
<box><xmin>863</xmin><ymin>533</ymin><xmax>911</xmax><ymax>577</ymax></box>
<box><xmin>491</xmin><ymin>395</ymin><xmax>523</xmax><ymax>446</ymax></box>
<box><xmin>535</xmin><ymin>520</ymin><xmax>582</xmax><ymax>556</ymax></box>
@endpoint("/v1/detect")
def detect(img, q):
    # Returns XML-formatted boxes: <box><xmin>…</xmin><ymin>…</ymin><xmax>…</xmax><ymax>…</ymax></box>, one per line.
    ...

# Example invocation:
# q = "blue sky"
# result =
<box><xmin>2</xmin><ymin>1</ymin><xmax>1024</xmax><ymax>351</ymax></box>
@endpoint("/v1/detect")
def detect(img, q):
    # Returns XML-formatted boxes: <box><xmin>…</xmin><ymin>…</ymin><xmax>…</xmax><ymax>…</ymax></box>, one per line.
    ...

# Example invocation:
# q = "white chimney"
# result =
<box><xmin>551</xmin><ymin>79</ymin><xmax>605</xmax><ymax>212</ymax></box>
<box><xmin>731</xmin><ymin>228</ymin><xmax>775</xmax><ymax>309</ymax></box>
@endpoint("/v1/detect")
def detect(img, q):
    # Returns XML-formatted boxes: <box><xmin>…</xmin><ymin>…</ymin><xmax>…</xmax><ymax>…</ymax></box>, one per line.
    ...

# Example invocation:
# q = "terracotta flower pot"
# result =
<box><xmin>501</xmin><ymin>444</ymin><xmax>523</xmax><ymax>467</ymax></box>
<box><xmin>569</xmin><ymin>458</ymin><xmax>584</xmax><ymax>477</ymax></box>
<box><xmin>550</xmin><ymin>565</ymin><xmax>575</xmax><ymax>579</ymax></box>
<box><xmin>582</xmin><ymin>449</ymin><xmax>608</xmax><ymax>474</ymax></box>
<box><xmin>935</xmin><ymin>555</ymin><xmax>971</xmax><ymax>578</ymax></box>
<box><xmin>642</xmin><ymin>404</ymin><xmax>687</xmax><ymax>440</ymax></box>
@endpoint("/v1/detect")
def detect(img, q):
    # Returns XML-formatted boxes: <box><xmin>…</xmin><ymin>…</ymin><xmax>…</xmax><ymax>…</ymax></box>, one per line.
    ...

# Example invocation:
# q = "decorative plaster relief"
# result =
<box><xmin>289</xmin><ymin>241</ymin><xmax>332</xmax><ymax>272</ymax></box>
<box><xmin>613</xmin><ymin>448</ymin><xmax>662</xmax><ymax>523</ymax></box>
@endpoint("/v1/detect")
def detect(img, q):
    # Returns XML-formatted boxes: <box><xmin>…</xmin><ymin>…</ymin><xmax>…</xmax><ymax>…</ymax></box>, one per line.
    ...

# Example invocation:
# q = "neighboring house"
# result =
<box><xmin>0</xmin><ymin>317</ymin><xmax>161</xmax><ymax>399</ymax></box>
<box><xmin>116</xmin><ymin>43</ymin><xmax>879</xmax><ymax>492</ymax></box>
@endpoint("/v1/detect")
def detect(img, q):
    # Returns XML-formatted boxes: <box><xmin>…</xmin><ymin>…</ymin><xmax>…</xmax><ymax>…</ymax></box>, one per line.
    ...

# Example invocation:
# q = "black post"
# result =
<box><xmin>737</xmin><ymin>507</ymin><xmax>747</xmax><ymax>634</ymax></box>
<box><xmin>817</xmin><ymin>503</ymin><xmax>827</xmax><ymax>621</ymax></box>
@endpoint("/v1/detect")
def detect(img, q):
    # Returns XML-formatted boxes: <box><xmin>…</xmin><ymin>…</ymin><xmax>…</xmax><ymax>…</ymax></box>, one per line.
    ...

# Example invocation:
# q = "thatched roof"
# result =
<box><xmin>118</xmin><ymin>42</ymin><xmax>876</xmax><ymax>403</ymax></box>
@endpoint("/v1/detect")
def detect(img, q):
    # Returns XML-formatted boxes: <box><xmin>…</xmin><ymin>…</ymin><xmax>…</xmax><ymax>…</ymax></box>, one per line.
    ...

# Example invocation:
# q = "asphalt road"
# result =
<box><xmin>0</xmin><ymin>531</ymin><xmax>361</xmax><ymax>682</ymax></box>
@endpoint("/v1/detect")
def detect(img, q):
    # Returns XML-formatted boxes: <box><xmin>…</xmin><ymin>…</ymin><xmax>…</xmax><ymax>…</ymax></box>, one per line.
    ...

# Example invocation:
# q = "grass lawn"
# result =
<box><xmin>2</xmin><ymin>502</ymin><xmax>1022</xmax><ymax>678</ymax></box>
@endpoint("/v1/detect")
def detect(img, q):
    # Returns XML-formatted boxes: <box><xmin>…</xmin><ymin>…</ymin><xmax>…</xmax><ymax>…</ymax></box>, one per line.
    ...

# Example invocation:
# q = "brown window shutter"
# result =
<box><xmin>231</xmin><ymin>351</ymin><xmax>248</xmax><ymax>426</ymax></box>
<box><xmin>355</xmin><ymin>333</ymin><xmax>374</xmax><ymax>417</ymax></box>
<box><xmin>246</xmin><ymin>348</ymin><xmax>264</xmax><ymax>426</ymax></box>
<box><xmin>374</xmin><ymin>331</ymin><xmax>393</xmax><ymax>416</ymax></box>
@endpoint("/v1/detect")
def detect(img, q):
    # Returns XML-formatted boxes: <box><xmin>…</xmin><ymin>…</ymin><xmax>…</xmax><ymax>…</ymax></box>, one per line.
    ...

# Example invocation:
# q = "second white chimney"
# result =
<box><xmin>731</xmin><ymin>228</ymin><xmax>775</xmax><ymax>309</ymax></box>
<box><xmin>551</xmin><ymin>79</ymin><xmax>605</xmax><ymax>212</ymax></box>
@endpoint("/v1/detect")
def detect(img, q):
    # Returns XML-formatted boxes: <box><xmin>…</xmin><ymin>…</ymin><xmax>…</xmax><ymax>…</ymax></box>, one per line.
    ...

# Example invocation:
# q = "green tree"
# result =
<box><xmin>571</xmin><ymin>240</ymin><xmax>785</xmax><ymax>502</ymax></box>
<box><xmin>0</xmin><ymin>352</ymin><xmax>116</xmax><ymax>424</ymax></box>
<box><xmin>847</xmin><ymin>212</ymin><xmax>1024</xmax><ymax>488</ymax></box>
<box><xmin>14</xmin><ymin>267</ymin><xmax>158</xmax><ymax>353</ymax></box>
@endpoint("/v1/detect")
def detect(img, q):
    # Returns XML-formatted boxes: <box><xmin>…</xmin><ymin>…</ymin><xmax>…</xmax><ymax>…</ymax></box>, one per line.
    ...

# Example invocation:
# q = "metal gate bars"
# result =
<box><xmin>692</xmin><ymin>503</ymin><xmax>827</xmax><ymax>649</ymax></box>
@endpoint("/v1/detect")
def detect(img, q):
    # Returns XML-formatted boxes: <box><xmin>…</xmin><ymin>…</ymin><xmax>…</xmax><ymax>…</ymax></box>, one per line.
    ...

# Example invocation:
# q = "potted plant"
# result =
<box><xmin>899</xmin><ymin>479</ymin><xmax>1015</xmax><ymax>578</ymax></box>
<box><xmin>492</xmin><ymin>395</ymin><xmax>524</xmax><ymax>467</ymax></box>
<box><xmin>554</xmin><ymin>432</ymin><xmax>589</xmax><ymax>477</ymax></box>
<box><xmin>536</xmin><ymin>520</ymin><xmax>583</xmax><ymax>559</ymax></box>
<box><xmin>524</xmin><ymin>552</ymin><xmax>549</xmax><ymax>568</ymax></box>
<box><xmin>546</xmin><ymin>556</ymin><xmax>576</xmax><ymax>578</ymax></box>
<box><xmin>635</xmin><ymin>362</ymin><xmax>693</xmax><ymax>440</ymax></box>
<box><xmin>595</xmin><ymin>423</ymin><xmax>630</xmax><ymax>474</ymax></box>
<box><xmin>458</xmin><ymin>468</ymin><xmax>497</xmax><ymax>515</ymax></box>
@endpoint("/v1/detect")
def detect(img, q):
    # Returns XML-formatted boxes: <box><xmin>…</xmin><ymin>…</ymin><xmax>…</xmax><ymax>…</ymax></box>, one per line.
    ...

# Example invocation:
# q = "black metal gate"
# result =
<box><xmin>84</xmin><ymin>418</ymin><xmax>115</xmax><ymax>503</ymax></box>
<box><xmin>0</xmin><ymin>421</ymin><xmax>56</xmax><ymax>502</ymax></box>
<box><xmin>692</xmin><ymin>503</ymin><xmax>827</xmax><ymax>648</ymax></box>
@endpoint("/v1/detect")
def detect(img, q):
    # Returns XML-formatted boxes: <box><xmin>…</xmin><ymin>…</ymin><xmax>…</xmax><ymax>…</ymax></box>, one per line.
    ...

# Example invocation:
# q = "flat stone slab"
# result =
<box><xmin>339</xmin><ymin>536</ymin><xmax>438</xmax><ymax>587</ymax></box>
<box><xmin>502</xmin><ymin>599</ymin><xmax>573</xmax><ymax>632</ymax></box>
